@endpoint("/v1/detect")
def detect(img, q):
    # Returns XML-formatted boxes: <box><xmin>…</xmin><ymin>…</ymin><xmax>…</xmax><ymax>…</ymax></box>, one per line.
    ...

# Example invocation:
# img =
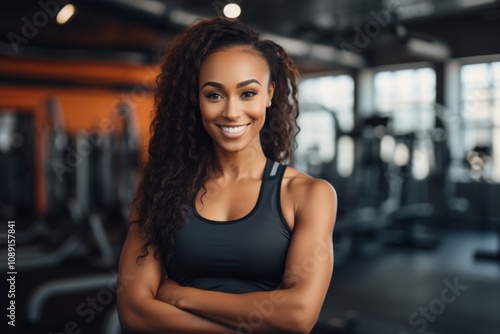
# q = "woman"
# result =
<box><xmin>117</xmin><ymin>17</ymin><xmax>337</xmax><ymax>334</ymax></box>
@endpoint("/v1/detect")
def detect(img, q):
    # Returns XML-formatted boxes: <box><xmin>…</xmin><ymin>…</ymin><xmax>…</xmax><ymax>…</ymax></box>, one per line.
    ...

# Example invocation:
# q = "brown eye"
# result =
<box><xmin>205</xmin><ymin>92</ymin><xmax>223</xmax><ymax>100</ymax></box>
<box><xmin>241</xmin><ymin>91</ymin><xmax>257</xmax><ymax>98</ymax></box>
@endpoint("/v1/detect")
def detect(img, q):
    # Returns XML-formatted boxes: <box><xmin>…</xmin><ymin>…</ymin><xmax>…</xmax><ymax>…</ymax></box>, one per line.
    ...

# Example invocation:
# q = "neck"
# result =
<box><xmin>212</xmin><ymin>148</ymin><xmax>268</xmax><ymax>180</ymax></box>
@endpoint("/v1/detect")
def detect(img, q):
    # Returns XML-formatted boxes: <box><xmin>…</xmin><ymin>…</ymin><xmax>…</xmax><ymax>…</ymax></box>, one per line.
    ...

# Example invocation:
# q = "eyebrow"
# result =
<box><xmin>201</xmin><ymin>79</ymin><xmax>262</xmax><ymax>89</ymax></box>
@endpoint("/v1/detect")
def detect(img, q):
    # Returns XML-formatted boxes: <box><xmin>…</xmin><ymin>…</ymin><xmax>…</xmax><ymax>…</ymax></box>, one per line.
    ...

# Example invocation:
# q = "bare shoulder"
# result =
<box><xmin>284</xmin><ymin>166</ymin><xmax>337</xmax><ymax>197</ymax></box>
<box><xmin>283</xmin><ymin>166</ymin><xmax>337</xmax><ymax>215</ymax></box>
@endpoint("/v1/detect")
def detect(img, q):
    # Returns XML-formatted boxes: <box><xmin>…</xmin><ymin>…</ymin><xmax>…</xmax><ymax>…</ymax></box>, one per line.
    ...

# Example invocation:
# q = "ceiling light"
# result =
<box><xmin>56</xmin><ymin>4</ymin><xmax>75</xmax><ymax>25</ymax></box>
<box><xmin>223</xmin><ymin>3</ymin><xmax>241</xmax><ymax>19</ymax></box>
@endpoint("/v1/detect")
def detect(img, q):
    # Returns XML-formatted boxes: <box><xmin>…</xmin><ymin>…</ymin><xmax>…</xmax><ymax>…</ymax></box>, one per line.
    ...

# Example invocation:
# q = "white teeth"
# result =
<box><xmin>220</xmin><ymin>125</ymin><xmax>247</xmax><ymax>134</ymax></box>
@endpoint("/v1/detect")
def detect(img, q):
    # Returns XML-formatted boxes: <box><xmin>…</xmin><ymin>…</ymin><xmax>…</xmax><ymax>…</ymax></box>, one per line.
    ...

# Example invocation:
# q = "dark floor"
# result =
<box><xmin>317</xmin><ymin>229</ymin><xmax>500</xmax><ymax>334</ymax></box>
<box><xmin>6</xmin><ymin>228</ymin><xmax>500</xmax><ymax>334</ymax></box>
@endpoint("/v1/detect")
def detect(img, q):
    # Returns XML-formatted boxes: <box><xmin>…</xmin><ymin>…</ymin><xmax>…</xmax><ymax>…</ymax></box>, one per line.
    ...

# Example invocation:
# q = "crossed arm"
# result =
<box><xmin>116</xmin><ymin>222</ymin><xmax>236</xmax><ymax>333</ymax></box>
<box><xmin>117</xmin><ymin>179</ymin><xmax>337</xmax><ymax>334</ymax></box>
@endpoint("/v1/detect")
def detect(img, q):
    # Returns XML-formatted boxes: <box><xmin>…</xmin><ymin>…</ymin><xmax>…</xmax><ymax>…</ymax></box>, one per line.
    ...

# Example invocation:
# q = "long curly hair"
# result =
<box><xmin>133</xmin><ymin>17</ymin><xmax>300</xmax><ymax>265</ymax></box>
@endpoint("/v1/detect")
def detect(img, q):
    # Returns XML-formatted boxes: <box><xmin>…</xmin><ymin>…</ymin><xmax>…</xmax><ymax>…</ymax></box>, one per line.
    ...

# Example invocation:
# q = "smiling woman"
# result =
<box><xmin>116</xmin><ymin>17</ymin><xmax>337</xmax><ymax>334</ymax></box>
<box><xmin>199</xmin><ymin>48</ymin><xmax>274</xmax><ymax>148</ymax></box>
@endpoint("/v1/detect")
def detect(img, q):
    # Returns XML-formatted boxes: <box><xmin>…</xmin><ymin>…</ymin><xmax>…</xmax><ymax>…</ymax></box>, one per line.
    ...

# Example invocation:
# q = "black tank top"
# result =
<box><xmin>166</xmin><ymin>158</ymin><xmax>292</xmax><ymax>294</ymax></box>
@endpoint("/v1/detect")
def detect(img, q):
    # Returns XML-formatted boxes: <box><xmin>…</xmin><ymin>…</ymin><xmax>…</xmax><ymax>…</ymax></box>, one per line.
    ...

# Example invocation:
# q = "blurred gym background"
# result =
<box><xmin>1</xmin><ymin>0</ymin><xmax>500</xmax><ymax>333</ymax></box>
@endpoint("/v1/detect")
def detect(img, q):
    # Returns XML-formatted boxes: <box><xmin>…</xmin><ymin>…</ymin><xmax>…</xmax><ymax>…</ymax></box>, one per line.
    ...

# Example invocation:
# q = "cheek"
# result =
<box><xmin>245</xmin><ymin>100</ymin><xmax>267</xmax><ymax>121</ymax></box>
<box><xmin>242</xmin><ymin>95</ymin><xmax>267</xmax><ymax>113</ymax></box>
<box><xmin>199</xmin><ymin>100</ymin><xmax>218</xmax><ymax>122</ymax></box>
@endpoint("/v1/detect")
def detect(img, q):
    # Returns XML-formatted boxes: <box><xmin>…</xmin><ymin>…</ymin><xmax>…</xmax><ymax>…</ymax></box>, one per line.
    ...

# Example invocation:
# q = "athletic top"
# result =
<box><xmin>166</xmin><ymin>158</ymin><xmax>292</xmax><ymax>294</ymax></box>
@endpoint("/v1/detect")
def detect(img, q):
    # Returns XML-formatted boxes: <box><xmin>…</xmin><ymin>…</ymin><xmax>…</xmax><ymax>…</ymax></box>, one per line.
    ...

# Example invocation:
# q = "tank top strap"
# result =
<box><xmin>263</xmin><ymin>158</ymin><xmax>287</xmax><ymax>181</ymax></box>
<box><xmin>258</xmin><ymin>158</ymin><xmax>287</xmax><ymax>216</ymax></box>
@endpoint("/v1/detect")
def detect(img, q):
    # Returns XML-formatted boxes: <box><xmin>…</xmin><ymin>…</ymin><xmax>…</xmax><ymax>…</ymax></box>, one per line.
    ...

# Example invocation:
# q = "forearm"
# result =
<box><xmin>160</xmin><ymin>287</ymin><xmax>310</xmax><ymax>333</ymax></box>
<box><xmin>119</xmin><ymin>297</ymin><xmax>237</xmax><ymax>334</ymax></box>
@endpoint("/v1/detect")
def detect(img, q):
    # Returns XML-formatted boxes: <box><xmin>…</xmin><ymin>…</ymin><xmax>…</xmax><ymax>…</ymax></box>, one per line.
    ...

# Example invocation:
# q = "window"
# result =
<box><xmin>460</xmin><ymin>61</ymin><xmax>500</xmax><ymax>182</ymax></box>
<box><xmin>374</xmin><ymin>67</ymin><xmax>436</xmax><ymax>134</ymax></box>
<box><xmin>373</xmin><ymin>67</ymin><xmax>436</xmax><ymax>180</ymax></box>
<box><xmin>299</xmin><ymin>75</ymin><xmax>355</xmax><ymax>132</ymax></box>
<box><xmin>296</xmin><ymin>75</ymin><xmax>355</xmax><ymax>176</ymax></box>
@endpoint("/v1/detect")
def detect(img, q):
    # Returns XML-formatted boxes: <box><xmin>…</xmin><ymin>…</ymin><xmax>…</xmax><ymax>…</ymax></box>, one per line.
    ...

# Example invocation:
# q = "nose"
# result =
<box><xmin>221</xmin><ymin>96</ymin><xmax>241</xmax><ymax>120</ymax></box>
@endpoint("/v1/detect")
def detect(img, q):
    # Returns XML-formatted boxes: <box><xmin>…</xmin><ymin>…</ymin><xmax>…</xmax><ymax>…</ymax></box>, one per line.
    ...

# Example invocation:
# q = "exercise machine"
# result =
<box><xmin>25</xmin><ymin>101</ymin><xmax>141</xmax><ymax>331</ymax></box>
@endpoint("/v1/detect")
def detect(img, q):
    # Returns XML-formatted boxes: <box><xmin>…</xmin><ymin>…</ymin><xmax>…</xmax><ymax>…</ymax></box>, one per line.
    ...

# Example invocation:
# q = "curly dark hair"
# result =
<box><xmin>133</xmin><ymin>17</ymin><xmax>300</xmax><ymax>265</ymax></box>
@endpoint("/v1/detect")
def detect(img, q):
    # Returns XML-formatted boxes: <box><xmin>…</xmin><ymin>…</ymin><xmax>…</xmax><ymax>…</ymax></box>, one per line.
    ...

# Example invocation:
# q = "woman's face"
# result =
<box><xmin>198</xmin><ymin>47</ymin><xmax>274</xmax><ymax>154</ymax></box>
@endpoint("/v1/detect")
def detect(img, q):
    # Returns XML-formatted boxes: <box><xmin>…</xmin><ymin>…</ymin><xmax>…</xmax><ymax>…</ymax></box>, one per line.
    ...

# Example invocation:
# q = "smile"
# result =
<box><xmin>218</xmin><ymin>124</ymin><xmax>248</xmax><ymax>134</ymax></box>
<box><xmin>216</xmin><ymin>123</ymin><xmax>251</xmax><ymax>138</ymax></box>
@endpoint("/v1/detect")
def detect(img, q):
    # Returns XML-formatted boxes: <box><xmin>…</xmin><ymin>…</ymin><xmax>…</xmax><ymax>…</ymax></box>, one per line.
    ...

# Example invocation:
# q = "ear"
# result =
<box><xmin>267</xmin><ymin>81</ymin><xmax>275</xmax><ymax>106</ymax></box>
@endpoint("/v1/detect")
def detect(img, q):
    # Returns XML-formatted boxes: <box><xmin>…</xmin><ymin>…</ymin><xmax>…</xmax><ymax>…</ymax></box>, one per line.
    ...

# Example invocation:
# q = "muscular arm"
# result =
<box><xmin>116</xmin><ymin>218</ymin><xmax>237</xmax><ymax>333</ymax></box>
<box><xmin>157</xmin><ymin>179</ymin><xmax>337</xmax><ymax>334</ymax></box>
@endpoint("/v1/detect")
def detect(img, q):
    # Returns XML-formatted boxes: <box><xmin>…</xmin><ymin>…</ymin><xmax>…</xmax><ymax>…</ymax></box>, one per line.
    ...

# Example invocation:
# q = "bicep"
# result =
<box><xmin>116</xmin><ymin>222</ymin><xmax>162</xmax><ymax>318</ymax></box>
<box><xmin>283</xmin><ymin>179</ymin><xmax>337</xmax><ymax>313</ymax></box>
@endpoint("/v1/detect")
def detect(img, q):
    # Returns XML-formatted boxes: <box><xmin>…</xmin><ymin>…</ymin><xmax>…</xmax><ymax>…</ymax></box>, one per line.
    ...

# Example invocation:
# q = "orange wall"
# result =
<box><xmin>0</xmin><ymin>56</ymin><xmax>158</xmax><ymax>215</ymax></box>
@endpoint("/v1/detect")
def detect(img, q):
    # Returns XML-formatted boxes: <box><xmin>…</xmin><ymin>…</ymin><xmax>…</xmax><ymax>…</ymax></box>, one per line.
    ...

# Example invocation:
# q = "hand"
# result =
<box><xmin>156</xmin><ymin>277</ymin><xmax>183</xmax><ymax>307</ymax></box>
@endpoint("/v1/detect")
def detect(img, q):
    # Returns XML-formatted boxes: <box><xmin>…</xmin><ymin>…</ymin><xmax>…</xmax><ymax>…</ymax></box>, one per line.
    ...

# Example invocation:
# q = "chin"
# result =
<box><xmin>215</xmin><ymin>140</ymin><xmax>252</xmax><ymax>153</ymax></box>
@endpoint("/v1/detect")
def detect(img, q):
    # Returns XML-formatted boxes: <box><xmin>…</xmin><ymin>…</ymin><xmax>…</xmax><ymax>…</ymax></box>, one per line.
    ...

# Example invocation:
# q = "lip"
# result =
<box><xmin>216</xmin><ymin>123</ymin><xmax>251</xmax><ymax>139</ymax></box>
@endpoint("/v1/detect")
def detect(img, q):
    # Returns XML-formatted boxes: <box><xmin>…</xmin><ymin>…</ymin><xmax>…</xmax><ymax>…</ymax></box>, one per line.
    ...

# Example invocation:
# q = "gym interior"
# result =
<box><xmin>1</xmin><ymin>1</ymin><xmax>500</xmax><ymax>333</ymax></box>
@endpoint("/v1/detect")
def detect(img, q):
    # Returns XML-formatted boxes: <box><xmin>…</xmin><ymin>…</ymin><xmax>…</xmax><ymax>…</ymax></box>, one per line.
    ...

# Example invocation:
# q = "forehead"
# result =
<box><xmin>199</xmin><ymin>48</ymin><xmax>270</xmax><ymax>84</ymax></box>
